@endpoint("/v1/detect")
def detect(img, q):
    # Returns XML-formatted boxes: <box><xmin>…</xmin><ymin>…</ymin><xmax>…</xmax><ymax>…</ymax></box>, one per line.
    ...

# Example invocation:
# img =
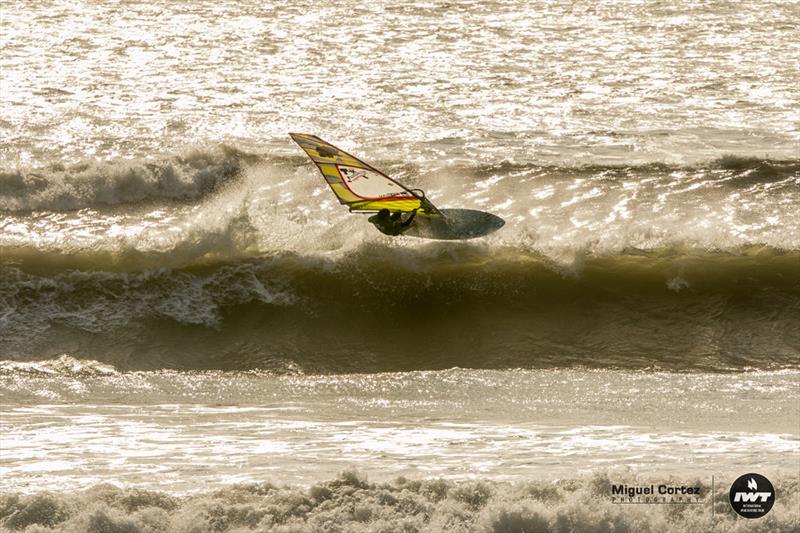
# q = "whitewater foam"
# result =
<box><xmin>0</xmin><ymin>470</ymin><xmax>797</xmax><ymax>532</ymax></box>
<box><xmin>0</xmin><ymin>145</ymin><xmax>255</xmax><ymax>212</ymax></box>
<box><xmin>0</xmin><ymin>355</ymin><xmax>118</xmax><ymax>377</ymax></box>
<box><xmin>3</xmin><ymin>152</ymin><xmax>799</xmax><ymax>277</ymax></box>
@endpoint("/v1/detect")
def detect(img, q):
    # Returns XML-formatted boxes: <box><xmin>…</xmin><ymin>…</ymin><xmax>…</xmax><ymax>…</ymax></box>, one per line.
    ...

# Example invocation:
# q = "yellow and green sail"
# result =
<box><xmin>289</xmin><ymin>133</ymin><xmax>439</xmax><ymax>215</ymax></box>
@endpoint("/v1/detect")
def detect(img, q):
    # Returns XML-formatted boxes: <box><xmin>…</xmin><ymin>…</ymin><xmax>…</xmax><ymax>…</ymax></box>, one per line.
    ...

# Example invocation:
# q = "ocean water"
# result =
<box><xmin>1</xmin><ymin>0</ymin><xmax>799</xmax><ymax>531</ymax></box>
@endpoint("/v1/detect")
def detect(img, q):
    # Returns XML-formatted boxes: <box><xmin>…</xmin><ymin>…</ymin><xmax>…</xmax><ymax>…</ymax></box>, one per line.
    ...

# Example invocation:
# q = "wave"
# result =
<box><xmin>463</xmin><ymin>155</ymin><xmax>800</xmax><ymax>184</ymax></box>
<box><xmin>0</xmin><ymin>354</ymin><xmax>120</xmax><ymax>377</ymax></box>
<box><xmin>2</xmin><ymin>246</ymin><xmax>798</xmax><ymax>372</ymax></box>
<box><xmin>0</xmin><ymin>144</ymin><xmax>261</xmax><ymax>212</ymax></box>
<box><xmin>2</xmin><ymin>147</ymin><xmax>797</xmax><ymax>214</ymax></box>
<box><xmin>1</xmin><ymin>470</ymin><xmax>797</xmax><ymax>532</ymax></box>
<box><xmin>2</xmin><ymin>150</ymin><xmax>798</xmax><ymax>273</ymax></box>
<box><xmin>2</xmin><ymin>148</ymin><xmax>797</xmax><ymax>372</ymax></box>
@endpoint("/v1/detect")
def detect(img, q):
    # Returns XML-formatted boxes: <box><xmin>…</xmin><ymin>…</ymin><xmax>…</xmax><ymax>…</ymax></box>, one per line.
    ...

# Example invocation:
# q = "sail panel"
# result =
<box><xmin>290</xmin><ymin>133</ymin><xmax>437</xmax><ymax>214</ymax></box>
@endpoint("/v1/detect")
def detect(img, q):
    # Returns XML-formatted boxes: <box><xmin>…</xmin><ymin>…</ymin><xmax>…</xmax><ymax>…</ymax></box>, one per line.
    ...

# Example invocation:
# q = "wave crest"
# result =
<box><xmin>2</xmin><ymin>248</ymin><xmax>797</xmax><ymax>372</ymax></box>
<box><xmin>0</xmin><ymin>145</ymin><xmax>258</xmax><ymax>212</ymax></box>
<box><xmin>463</xmin><ymin>155</ymin><xmax>800</xmax><ymax>183</ymax></box>
<box><xmin>0</xmin><ymin>354</ymin><xmax>118</xmax><ymax>377</ymax></box>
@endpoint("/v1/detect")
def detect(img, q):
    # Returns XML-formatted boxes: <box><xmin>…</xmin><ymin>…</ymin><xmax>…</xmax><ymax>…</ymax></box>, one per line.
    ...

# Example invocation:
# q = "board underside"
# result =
<box><xmin>403</xmin><ymin>209</ymin><xmax>505</xmax><ymax>240</ymax></box>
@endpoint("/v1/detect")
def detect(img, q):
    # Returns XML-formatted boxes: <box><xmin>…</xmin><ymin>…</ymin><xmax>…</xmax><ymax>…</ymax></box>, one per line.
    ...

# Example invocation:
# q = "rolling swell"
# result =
<box><xmin>462</xmin><ymin>155</ymin><xmax>800</xmax><ymax>185</ymax></box>
<box><xmin>2</xmin><ymin>245</ymin><xmax>797</xmax><ymax>372</ymax></box>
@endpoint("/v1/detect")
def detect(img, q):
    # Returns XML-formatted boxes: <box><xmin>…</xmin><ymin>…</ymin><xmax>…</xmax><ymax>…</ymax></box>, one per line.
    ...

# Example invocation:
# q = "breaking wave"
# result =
<box><xmin>2</xmin><ymin>148</ymin><xmax>797</xmax><ymax>214</ymax></box>
<box><xmin>0</xmin><ymin>144</ymin><xmax>259</xmax><ymax>212</ymax></box>
<box><xmin>0</xmin><ymin>354</ymin><xmax>118</xmax><ymax>377</ymax></box>
<box><xmin>2</xmin><ymin>148</ymin><xmax>798</xmax><ymax>372</ymax></box>
<box><xmin>0</xmin><ymin>470</ymin><xmax>797</xmax><ymax>532</ymax></box>
<box><xmin>2</xmin><ymin>246</ymin><xmax>797</xmax><ymax>372</ymax></box>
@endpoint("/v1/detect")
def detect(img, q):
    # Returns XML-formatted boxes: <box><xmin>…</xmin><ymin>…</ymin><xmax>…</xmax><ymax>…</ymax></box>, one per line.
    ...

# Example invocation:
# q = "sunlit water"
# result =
<box><xmin>2</xmin><ymin>364</ymin><xmax>798</xmax><ymax>493</ymax></box>
<box><xmin>1</xmin><ymin>0</ymin><xmax>799</xmax><ymax>516</ymax></box>
<box><xmin>2</xmin><ymin>0</ymin><xmax>798</xmax><ymax>167</ymax></box>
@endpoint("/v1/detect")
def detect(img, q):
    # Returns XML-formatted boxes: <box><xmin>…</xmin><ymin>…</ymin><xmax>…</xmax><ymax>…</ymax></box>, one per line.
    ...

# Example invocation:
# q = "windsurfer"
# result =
<box><xmin>368</xmin><ymin>208</ymin><xmax>418</xmax><ymax>236</ymax></box>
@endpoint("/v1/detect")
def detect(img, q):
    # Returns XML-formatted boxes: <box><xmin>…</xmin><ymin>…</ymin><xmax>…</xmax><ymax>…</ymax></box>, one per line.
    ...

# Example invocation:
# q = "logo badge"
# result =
<box><xmin>729</xmin><ymin>473</ymin><xmax>775</xmax><ymax>518</ymax></box>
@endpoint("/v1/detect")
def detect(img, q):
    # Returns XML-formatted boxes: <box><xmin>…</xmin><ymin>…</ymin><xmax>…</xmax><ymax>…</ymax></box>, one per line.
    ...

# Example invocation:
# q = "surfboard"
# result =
<box><xmin>402</xmin><ymin>208</ymin><xmax>505</xmax><ymax>240</ymax></box>
<box><xmin>289</xmin><ymin>133</ymin><xmax>504</xmax><ymax>240</ymax></box>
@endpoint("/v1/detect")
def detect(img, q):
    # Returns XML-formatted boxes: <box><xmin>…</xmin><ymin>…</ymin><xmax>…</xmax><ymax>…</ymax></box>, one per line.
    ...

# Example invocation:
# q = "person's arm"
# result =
<box><xmin>400</xmin><ymin>208</ymin><xmax>418</xmax><ymax>228</ymax></box>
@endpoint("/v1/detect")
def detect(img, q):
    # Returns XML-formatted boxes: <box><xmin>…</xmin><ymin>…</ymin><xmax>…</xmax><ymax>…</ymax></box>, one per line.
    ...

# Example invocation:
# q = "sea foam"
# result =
<box><xmin>1</xmin><ymin>471</ymin><xmax>797</xmax><ymax>532</ymax></box>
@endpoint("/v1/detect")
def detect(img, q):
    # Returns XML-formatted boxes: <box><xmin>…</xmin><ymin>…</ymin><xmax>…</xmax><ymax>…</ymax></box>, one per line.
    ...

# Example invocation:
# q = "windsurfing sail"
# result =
<box><xmin>289</xmin><ymin>133</ymin><xmax>440</xmax><ymax>215</ymax></box>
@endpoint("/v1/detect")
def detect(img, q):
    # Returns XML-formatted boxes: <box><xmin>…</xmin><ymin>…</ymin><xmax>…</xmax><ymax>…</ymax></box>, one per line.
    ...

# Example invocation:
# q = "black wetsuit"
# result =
<box><xmin>368</xmin><ymin>210</ymin><xmax>417</xmax><ymax>236</ymax></box>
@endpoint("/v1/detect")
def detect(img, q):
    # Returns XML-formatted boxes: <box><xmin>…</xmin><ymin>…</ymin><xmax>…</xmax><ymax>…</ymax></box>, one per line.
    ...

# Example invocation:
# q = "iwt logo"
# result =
<box><xmin>729</xmin><ymin>473</ymin><xmax>775</xmax><ymax>518</ymax></box>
